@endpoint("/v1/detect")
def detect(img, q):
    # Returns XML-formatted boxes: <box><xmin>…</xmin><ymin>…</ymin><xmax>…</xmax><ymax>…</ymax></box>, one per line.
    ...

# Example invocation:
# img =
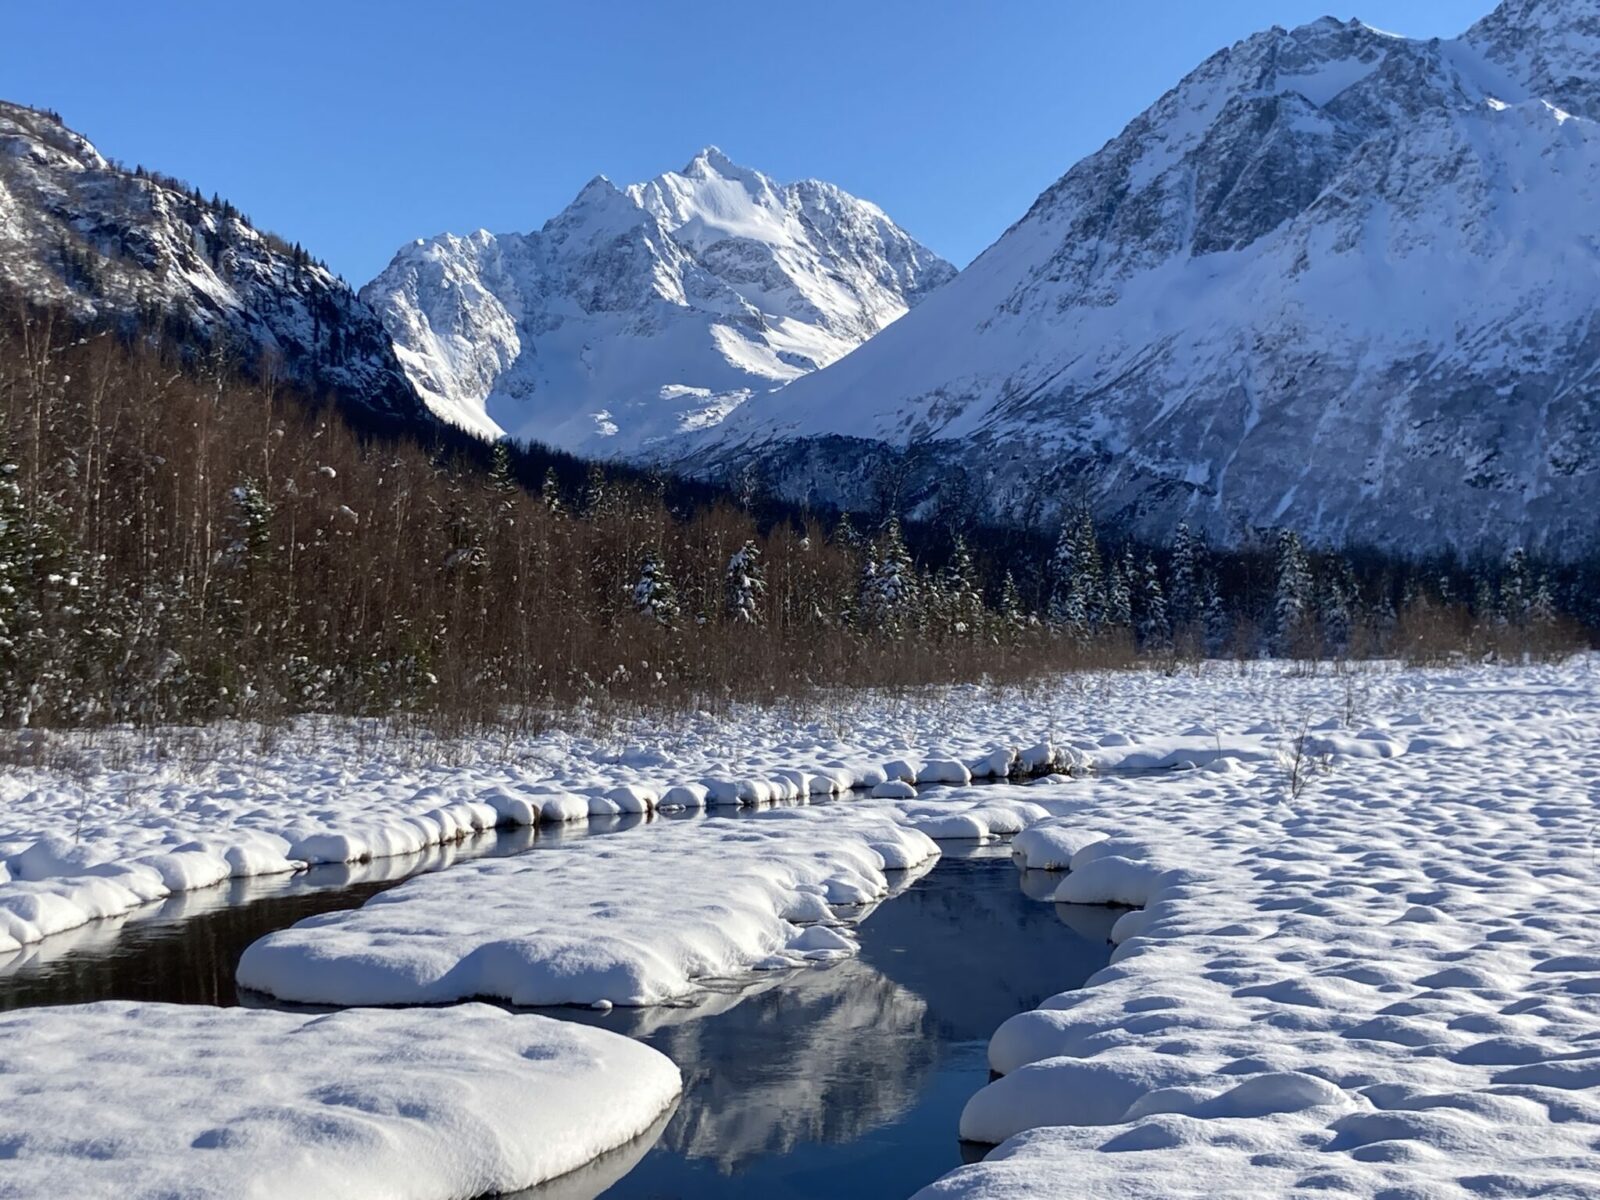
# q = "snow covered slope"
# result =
<box><xmin>0</xmin><ymin>102</ymin><xmax>425</xmax><ymax>427</ymax></box>
<box><xmin>361</xmin><ymin>148</ymin><xmax>954</xmax><ymax>447</ymax></box>
<box><xmin>699</xmin><ymin>0</ymin><xmax>1600</xmax><ymax>557</ymax></box>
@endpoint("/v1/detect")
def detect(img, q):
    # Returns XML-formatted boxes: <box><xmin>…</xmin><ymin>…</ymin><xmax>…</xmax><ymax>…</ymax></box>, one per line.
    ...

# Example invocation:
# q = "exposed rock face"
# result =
<box><xmin>0</xmin><ymin>102</ymin><xmax>425</xmax><ymax>426</ymax></box>
<box><xmin>693</xmin><ymin>0</ymin><xmax>1600</xmax><ymax>558</ymax></box>
<box><xmin>361</xmin><ymin>148</ymin><xmax>953</xmax><ymax>448</ymax></box>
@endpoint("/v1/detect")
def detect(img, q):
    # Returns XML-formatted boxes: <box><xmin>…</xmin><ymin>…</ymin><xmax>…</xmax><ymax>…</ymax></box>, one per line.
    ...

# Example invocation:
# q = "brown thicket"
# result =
<box><xmin>0</xmin><ymin>301</ymin><xmax>1129</xmax><ymax>731</ymax></box>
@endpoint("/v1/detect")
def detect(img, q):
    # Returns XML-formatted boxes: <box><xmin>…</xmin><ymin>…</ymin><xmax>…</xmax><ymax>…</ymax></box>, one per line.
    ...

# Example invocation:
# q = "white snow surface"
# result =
<box><xmin>0</xmin><ymin>685</ymin><xmax>1095</xmax><ymax>957</ymax></box>
<box><xmin>9</xmin><ymin>658</ymin><xmax>1600</xmax><ymax>1198</ymax></box>
<box><xmin>0</xmin><ymin>1001</ymin><xmax>680</xmax><ymax>1200</ymax></box>
<box><xmin>360</xmin><ymin>147</ymin><xmax>954</xmax><ymax>449</ymax></box>
<box><xmin>912</xmin><ymin>657</ymin><xmax>1600</xmax><ymax>1199</ymax></box>
<box><xmin>237</xmin><ymin>809</ymin><xmax>938</xmax><ymax>1007</ymax></box>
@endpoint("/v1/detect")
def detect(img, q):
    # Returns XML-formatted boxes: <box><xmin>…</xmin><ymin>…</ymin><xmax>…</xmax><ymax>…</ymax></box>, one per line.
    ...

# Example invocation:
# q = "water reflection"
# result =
<box><xmin>0</xmin><ymin>821</ymin><xmax>1117</xmax><ymax>1200</ymax></box>
<box><xmin>527</xmin><ymin>847</ymin><xmax>1118</xmax><ymax>1200</ymax></box>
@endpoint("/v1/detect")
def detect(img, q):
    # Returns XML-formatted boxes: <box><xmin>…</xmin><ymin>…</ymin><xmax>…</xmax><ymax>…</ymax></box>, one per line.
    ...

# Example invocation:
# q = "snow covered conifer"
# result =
<box><xmin>725</xmin><ymin>540</ymin><xmax>765</xmax><ymax>625</ymax></box>
<box><xmin>941</xmin><ymin>534</ymin><xmax>983</xmax><ymax>637</ymax></box>
<box><xmin>1104</xmin><ymin>550</ymin><xmax>1133</xmax><ymax>631</ymax></box>
<box><xmin>632</xmin><ymin>552</ymin><xmax>680</xmax><ymax>628</ymax></box>
<box><xmin>1049</xmin><ymin>507</ymin><xmax>1103</xmax><ymax>633</ymax></box>
<box><xmin>539</xmin><ymin>467</ymin><xmax>564</xmax><ymax>516</ymax></box>
<box><xmin>1136</xmin><ymin>558</ymin><xmax>1168</xmax><ymax>648</ymax></box>
<box><xmin>998</xmin><ymin>571</ymin><xmax>1026</xmax><ymax>642</ymax></box>
<box><xmin>224</xmin><ymin>480</ymin><xmax>274</xmax><ymax>568</ymax></box>
<box><xmin>1501</xmin><ymin>548</ymin><xmax>1532</xmax><ymax>626</ymax></box>
<box><xmin>1169</xmin><ymin>521</ymin><xmax>1199</xmax><ymax>630</ymax></box>
<box><xmin>860</xmin><ymin>516</ymin><xmax>919</xmax><ymax>638</ymax></box>
<box><xmin>487</xmin><ymin>443</ymin><xmax>517</xmax><ymax>509</ymax></box>
<box><xmin>1202</xmin><ymin>573</ymin><xmax>1230</xmax><ymax>654</ymax></box>
<box><xmin>1271</xmin><ymin>529</ymin><xmax>1313</xmax><ymax>654</ymax></box>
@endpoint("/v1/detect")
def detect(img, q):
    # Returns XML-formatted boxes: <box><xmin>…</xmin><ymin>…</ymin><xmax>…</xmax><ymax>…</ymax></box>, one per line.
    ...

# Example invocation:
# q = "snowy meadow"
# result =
<box><xmin>1</xmin><ymin>657</ymin><xmax>1598</xmax><ymax>1197</ymax></box>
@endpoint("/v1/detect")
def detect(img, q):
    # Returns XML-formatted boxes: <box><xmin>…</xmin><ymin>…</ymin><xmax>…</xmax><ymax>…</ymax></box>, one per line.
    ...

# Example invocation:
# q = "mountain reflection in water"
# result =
<box><xmin>540</xmin><ymin>845</ymin><xmax>1118</xmax><ymax>1199</ymax></box>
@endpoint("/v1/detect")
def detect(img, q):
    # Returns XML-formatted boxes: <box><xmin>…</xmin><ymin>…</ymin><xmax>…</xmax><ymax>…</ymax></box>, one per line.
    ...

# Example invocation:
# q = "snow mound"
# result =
<box><xmin>921</xmin><ymin>663</ymin><xmax>1600</xmax><ymax>1198</ymax></box>
<box><xmin>0</xmin><ymin>1001</ymin><xmax>680</xmax><ymax>1199</ymax></box>
<box><xmin>238</xmin><ymin>810</ymin><xmax>938</xmax><ymax>1007</ymax></box>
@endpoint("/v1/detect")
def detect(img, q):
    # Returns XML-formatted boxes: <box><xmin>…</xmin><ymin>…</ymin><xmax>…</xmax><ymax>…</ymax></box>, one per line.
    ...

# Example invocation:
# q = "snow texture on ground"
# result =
<box><xmin>916</xmin><ymin>658</ymin><xmax>1600</xmax><ymax>1199</ymax></box>
<box><xmin>8</xmin><ymin>659</ymin><xmax>1600</xmax><ymax>1199</ymax></box>
<box><xmin>237</xmin><ymin>808</ymin><xmax>938</xmax><ymax>1007</ymax></box>
<box><xmin>0</xmin><ymin>1001</ymin><xmax>680</xmax><ymax>1200</ymax></box>
<box><xmin>0</xmin><ymin>680</ymin><xmax>1125</xmax><ymax>956</ymax></box>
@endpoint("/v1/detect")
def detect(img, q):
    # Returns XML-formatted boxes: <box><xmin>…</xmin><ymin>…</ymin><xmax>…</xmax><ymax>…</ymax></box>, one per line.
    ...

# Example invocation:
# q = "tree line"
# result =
<box><xmin>0</xmin><ymin>294</ymin><xmax>1587</xmax><ymax>732</ymax></box>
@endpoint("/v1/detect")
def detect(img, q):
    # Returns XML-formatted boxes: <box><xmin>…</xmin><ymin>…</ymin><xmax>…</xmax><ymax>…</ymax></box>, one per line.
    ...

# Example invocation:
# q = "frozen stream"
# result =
<box><xmin>0</xmin><ymin>811</ymin><xmax>1117</xmax><ymax>1199</ymax></box>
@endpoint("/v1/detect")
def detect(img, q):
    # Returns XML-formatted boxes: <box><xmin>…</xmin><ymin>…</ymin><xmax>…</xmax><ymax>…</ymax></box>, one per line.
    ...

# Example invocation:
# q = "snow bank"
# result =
<box><xmin>917</xmin><ymin>663</ymin><xmax>1600</xmax><ymax>1198</ymax></box>
<box><xmin>0</xmin><ymin>1001</ymin><xmax>680</xmax><ymax>1200</ymax></box>
<box><xmin>238</xmin><ymin>810</ymin><xmax>938</xmax><ymax>1007</ymax></box>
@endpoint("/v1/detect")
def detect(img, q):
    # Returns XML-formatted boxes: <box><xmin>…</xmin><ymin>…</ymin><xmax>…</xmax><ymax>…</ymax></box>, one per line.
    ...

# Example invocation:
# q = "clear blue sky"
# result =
<box><xmin>4</xmin><ymin>1</ymin><xmax>1492</xmax><ymax>283</ymax></box>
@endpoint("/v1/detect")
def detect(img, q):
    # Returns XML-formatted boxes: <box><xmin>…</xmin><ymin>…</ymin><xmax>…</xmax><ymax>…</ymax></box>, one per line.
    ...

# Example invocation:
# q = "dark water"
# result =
<box><xmin>563</xmin><ymin>846</ymin><xmax>1118</xmax><ymax>1199</ymax></box>
<box><xmin>0</xmin><ymin>819</ymin><xmax>1117</xmax><ymax>1200</ymax></box>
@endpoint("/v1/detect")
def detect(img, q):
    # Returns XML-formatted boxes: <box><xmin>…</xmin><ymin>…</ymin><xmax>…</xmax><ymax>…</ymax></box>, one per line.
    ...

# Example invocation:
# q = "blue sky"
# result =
<box><xmin>5</xmin><ymin>1</ymin><xmax>1492</xmax><ymax>282</ymax></box>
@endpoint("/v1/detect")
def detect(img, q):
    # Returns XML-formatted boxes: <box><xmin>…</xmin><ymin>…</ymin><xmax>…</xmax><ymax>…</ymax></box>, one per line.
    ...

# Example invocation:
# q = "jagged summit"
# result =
<box><xmin>688</xmin><ymin>0</ymin><xmax>1600</xmax><ymax>557</ymax></box>
<box><xmin>362</xmin><ymin>152</ymin><xmax>954</xmax><ymax>448</ymax></box>
<box><xmin>0</xmin><ymin>100</ymin><xmax>425</xmax><ymax>427</ymax></box>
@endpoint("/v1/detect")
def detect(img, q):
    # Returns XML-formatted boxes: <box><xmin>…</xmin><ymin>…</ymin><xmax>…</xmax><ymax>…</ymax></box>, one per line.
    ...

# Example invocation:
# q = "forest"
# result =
<box><xmin>0</xmin><ymin>292</ymin><xmax>1587</xmax><ymax>733</ymax></box>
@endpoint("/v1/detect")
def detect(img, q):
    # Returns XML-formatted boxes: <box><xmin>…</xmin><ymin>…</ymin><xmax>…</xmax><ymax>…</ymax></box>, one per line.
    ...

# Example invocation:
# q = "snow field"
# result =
<box><xmin>918</xmin><ymin>662</ymin><xmax>1600</xmax><ymax>1199</ymax></box>
<box><xmin>0</xmin><ymin>1002</ymin><xmax>681</xmax><ymax>1200</ymax></box>
<box><xmin>237</xmin><ymin>809</ymin><xmax>939</xmax><ymax>1007</ymax></box>
<box><xmin>0</xmin><ymin>672</ymin><xmax>1186</xmax><ymax>958</ymax></box>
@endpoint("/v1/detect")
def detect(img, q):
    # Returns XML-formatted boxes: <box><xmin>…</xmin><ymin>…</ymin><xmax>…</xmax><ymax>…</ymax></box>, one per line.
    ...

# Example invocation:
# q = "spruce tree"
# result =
<box><xmin>1103</xmin><ymin>550</ymin><xmax>1133</xmax><ymax>631</ymax></box>
<box><xmin>725</xmin><ymin>541</ymin><xmax>765</xmax><ymax>625</ymax></box>
<box><xmin>941</xmin><ymin>534</ymin><xmax>983</xmax><ymax>637</ymax></box>
<box><xmin>540</xmin><ymin>467</ymin><xmax>564</xmax><ymax>516</ymax></box>
<box><xmin>864</xmin><ymin>516</ymin><xmax>919</xmax><ymax>638</ymax></box>
<box><xmin>1169</xmin><ymin>521</ymin><xmax>1199</xmax><ymax>630</ymax></box>
<box><xmin>1501</xmin><ymin>548</ymin><xmax>1532</xmax><ymax>626</ymax></box>
<box><xmin>1271</xmin><ymin>529</ymin><xmax>1313</xmax><ymax>655</ymax></box>
<box><xmin>632</xmin><ymin>552</ymin><xmax>680</xmax><ymax>628</ymax></box>
<box><xmin>1136</xmin><ymin>558</ymin><xmax>1168</xmax><ymax>648</ymax></box>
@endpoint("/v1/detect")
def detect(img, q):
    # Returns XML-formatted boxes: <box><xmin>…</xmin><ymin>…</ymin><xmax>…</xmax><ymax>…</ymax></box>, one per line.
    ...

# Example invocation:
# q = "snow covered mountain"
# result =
<box><xmin>696</xmin><ymin>0</ymin><xmax>1600</xmax><ymax>558</ymax></box>
<box><xmin>0</xmin><ymin>101</ymin><xmax>425</xmax><ymax>427</ymax></box>
<box><xmin>361</xmin><ymin>149</ymin><xmax>954</xmax><ymax>449</ymax></box>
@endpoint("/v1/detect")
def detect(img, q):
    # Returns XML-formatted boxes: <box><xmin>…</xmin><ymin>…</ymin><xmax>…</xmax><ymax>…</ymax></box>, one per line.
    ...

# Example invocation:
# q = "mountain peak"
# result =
<box><xmin>365</xmin><ymin>148</ymin><xmax>954</xmax><ymax>451</ymax></box>
<box><xmin>1467</xmin><ymin>0</ymin><xmax>1600</xmax><ymax>118</ymax></box>
<box><xmin>681</xmin><ymin>145</ymin><xmax>767</xmax><ymax>187</ymax></box>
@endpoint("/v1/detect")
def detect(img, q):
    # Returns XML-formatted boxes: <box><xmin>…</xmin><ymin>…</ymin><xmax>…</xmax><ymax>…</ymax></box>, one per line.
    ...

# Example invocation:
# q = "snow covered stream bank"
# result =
<box><xmin>5</xmin><ymin>660</ymin><xmax>1600</xmax><ymax>1198</ymax></box>
<box><xmin>0</xmin><ymin>1002</ymin><xmax>681</xmax><ymax>1200</ymax></box>
<box><xmin>915</xmin><ymin>662</ymin><xmax>1600</xmax><ymax>1199</ymax></box>
<box><xmin>237</xmin><ymin>812</ymin><xmax>940</xmax><ymax>1007</ymax></box>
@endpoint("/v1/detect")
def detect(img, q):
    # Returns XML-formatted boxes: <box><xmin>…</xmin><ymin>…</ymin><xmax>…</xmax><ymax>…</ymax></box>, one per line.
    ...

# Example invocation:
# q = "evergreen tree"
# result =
<box><xmin>632</xmin><ymin>552</ymin><xmax>680</xmax><ymax>628</ymax></box>
<box><xmin>1318</xmin><ymin>556</ymin><xmax>1359</xmax><ymax>652</ymax></box>
<box><xmin>1136</xmin><ymin>558</ymin><xmax>1168</xmax><ymax>647</ymax></box>
<box><xmin>862</xmin><ymin>516</ymin><xmax>919</xmax><ymax>638</ymax></box>
<box><xmin>1271</xmin><ymin>529</ymin><xmax>1313</xmax><ymax>654</ymax></box>
<box><xmin>940</xmin><ymin>534</ymin><xmax>983</xmax><ymax>637</ymax></box>
<box><xmin>581</xmin><ymin>464</ymin><xmax>610</xmax><ymax>518</ymax></box>
<box><xmin>539</xmin><ymin>467</ymin><xmax>564</xmax><ymax>516</ymax></box>
<box><xmin>998</xmin><ymin>571</ymin><xmax>1026</xmax><ymax>641</ymax></box>
<box><xmin>224</xmin><ymin>480</ymin><xmax>274</xmax><ymax>567</ymax></box>
<box><xmin>1049</xmin><ymin>507</ymin><xmax>1103</xmax><ymax>633</ymax></box>
<box><xmin>1202</xmin><ymin>572</ymin><xmax>1230</xmax><ymax>654</ymax></box>
<box><xmin>1103</xmin><ymin>550</ymin><xmax>1133</xmax><ymax>631</ymax></box>
<box><xmin>1169</xmin><ymin>521</ymin><xmax>1200</xmax><ymax>630</ymax></box>
<box><xmin>725</xmin><ymin>540</ymin><xmax>765</xmax><ymax>625</ymax></box>
<box><xmin>831</xmin><ymin>511</ymin><xmax>863</xmax><ymax>551</ymax></box>
<box><xmin>487</xmin><ymin>443</ymin><xmax>517</xmax><ymax>508</ymax></box>
<box><xmin>1501</xmin><ymin>547</ymin><xmax>1532</xmax><ymax>626</ymax></box>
